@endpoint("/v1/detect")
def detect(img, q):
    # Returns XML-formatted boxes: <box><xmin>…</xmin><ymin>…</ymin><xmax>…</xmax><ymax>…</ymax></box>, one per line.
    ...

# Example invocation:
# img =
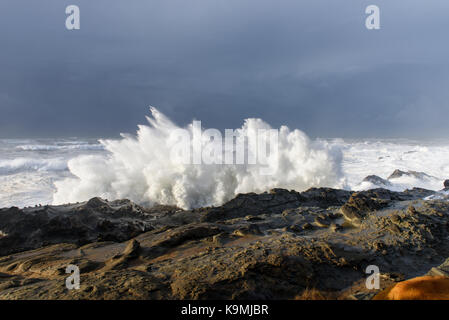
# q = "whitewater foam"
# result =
<box><xmin>0</xmin><ymin>158</ymin><xmax>68</xmax><ymax>175</ymax></box>
<box><xmin>331</xmin><ymin>139</ymin><xmax>449</xmax><ymax>192</ymax></box>
<box><xmin>2</xmin><ymin>111</ymin><xmax>449</xmax><ymax>209</ymax></box>
<box><xmin>53</xmin><ymin>108</ymin><xmax>345</xmax><ymax>209</ymax></box>
<box><xmin>16</xmin><ymin>144</ymin><xmax>104</xmax><ymax>151</ymax></box>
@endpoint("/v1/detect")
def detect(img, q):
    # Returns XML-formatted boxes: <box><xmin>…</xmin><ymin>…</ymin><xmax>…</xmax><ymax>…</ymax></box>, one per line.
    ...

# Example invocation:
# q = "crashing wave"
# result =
<box><xmin>53</xmin><ymin>107</ymin><xmax>345</xmax><ymax>209</ymax></box>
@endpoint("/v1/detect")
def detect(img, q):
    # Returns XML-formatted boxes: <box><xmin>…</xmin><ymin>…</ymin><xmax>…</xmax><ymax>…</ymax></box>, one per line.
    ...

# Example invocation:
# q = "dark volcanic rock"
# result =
<box><xmin>444</xmin><ymin>180</ymin><xmax>449</xmax><ymax>190</ymax></box>
<box><xmin>388</xmin><ymin>169</ymin><xmax>433</xmax><ymax>180</ymax></box>
<box><xmin>363</xmin><ymin>175</ymin><xmax>391</xmax><ymax>186</ymax></box>
<box><xmin>340</xmin><ymin>190</ymin><xmax>390</xmax><ymax>225</ymax></box>
<box><xmin>0</xmin><ymin>187</ymin><xmax>448</xmax><ymax>300</ymax></box>
<box><xmin>200</xmin><ymin>187</ymin><xmax>351</xmax><ymax>222</ymax></box>
<box><xmin>299</xmin><ymin>188</ymin><xmax>352</xmax><ymax>207</ymax></box>
<box><xmin>339</xmin><ymin>188</ymin><xmax>435</xmax><ymax>227</ymax></box>
<box><xmin>0</xmin><ymin>199</ymin><xmax>173</xmax><ymax>256</ymax></box>
<box><xmin>401</xmin><ymin>188</ymin><xmax>436</xmax><ymax>199</ymax></box>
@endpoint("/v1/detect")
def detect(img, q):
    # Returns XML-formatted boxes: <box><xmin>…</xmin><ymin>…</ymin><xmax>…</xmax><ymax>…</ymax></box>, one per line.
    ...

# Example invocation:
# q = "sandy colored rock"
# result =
<box><xmin>1</xmin><ymin>187</ymin><xmax>449</xmax><ymax>299</ymax></box>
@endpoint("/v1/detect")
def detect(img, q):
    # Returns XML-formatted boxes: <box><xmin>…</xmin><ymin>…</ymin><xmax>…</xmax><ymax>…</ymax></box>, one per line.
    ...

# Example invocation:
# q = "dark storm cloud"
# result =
<box><xmin>1</xmin><ymin>0</ymin><xmax>449</xmax><ymax>138</ymax></box>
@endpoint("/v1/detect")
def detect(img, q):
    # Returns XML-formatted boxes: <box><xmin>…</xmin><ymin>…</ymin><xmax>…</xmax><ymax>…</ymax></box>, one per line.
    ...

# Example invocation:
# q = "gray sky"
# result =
<box><xmin>1</xmin><ymin>0</ymin><xmax>449</xmax><ymax>139</ymax></box>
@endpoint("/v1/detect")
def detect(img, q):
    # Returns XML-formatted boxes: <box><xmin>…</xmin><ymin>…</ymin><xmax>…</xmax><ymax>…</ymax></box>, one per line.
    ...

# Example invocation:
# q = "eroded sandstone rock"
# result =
<box><xmin>1</xmin><ymin>187</ymin><xmax>448</xmax><ymax>300</ymax></box>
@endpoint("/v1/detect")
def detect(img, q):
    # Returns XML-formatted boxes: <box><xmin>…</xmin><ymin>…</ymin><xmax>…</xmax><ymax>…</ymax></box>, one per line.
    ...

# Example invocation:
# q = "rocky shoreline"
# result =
<box><xmin>1</xmin><ymin>185</ymin><xmax>449</xmax><ymax>299</ymax></box>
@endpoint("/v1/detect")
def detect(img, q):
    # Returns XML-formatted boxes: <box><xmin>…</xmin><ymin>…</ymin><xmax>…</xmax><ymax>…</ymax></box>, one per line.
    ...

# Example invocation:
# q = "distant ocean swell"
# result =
<box><xmin>16</xmin><ymin>144</ymin><xmax>104</xmax><ymax>151</ymax></box>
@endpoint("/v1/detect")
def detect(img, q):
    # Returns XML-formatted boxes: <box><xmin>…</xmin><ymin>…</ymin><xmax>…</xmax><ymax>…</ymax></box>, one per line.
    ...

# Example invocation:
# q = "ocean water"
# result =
<box><xmin>1</xmin><ymin>110</ymin><xmax>449</xmax><ymax>209</ymax></box>
<box><xmin>0</xmin><ymin>138</ymin><xmax>105</xmax><ymax>208</ymax></box>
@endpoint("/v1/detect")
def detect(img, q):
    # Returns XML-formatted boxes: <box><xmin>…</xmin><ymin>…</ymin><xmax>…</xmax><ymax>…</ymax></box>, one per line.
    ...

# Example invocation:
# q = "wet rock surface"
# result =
<box><xmin>363</xmin><ymin>175</ymin><xmax>392</xmax><ymax>187</ymax></box>
<box><xmin>444</xmin><ymin>180</ymin><xmax>449</xmax><ymax>190</ymax></box>
<box><xmin>388</xmin><ymin>169</ymin><xmax>435</xmax><ymax>180</ymax></box>
<box><xmin>0</xmin><ymin>199</ymin><xmax>179</xmax><ymax>256</ymax></box>
<box><xmin>1</xmin><ymin>187</ymin><xmax>449</xmax><ymax>299</ymax></box>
